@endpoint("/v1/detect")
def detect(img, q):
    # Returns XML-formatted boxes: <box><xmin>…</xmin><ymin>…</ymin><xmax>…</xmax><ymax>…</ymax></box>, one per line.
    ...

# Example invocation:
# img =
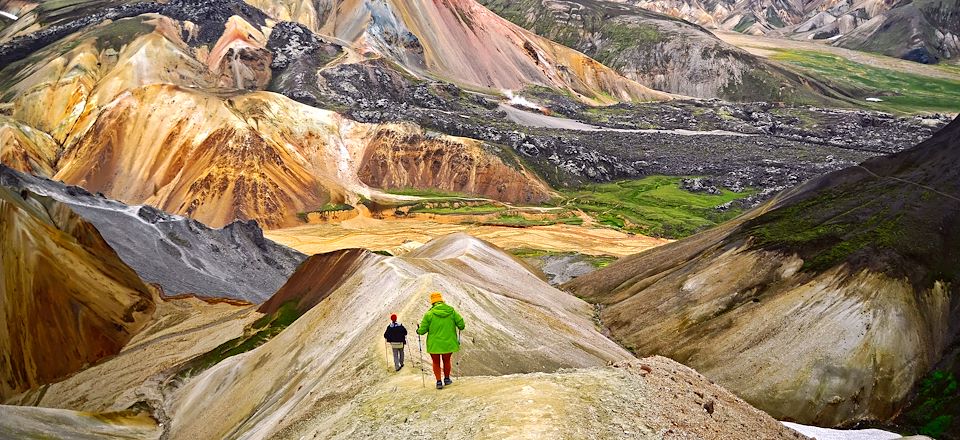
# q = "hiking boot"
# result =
<box><xmin>444</xmin><ymin>377</ymin><xmax>453</xmax><ymax>386</ymax></box>
<box><xmin>436</xmin><ymin>380</ymin><xmax>444</xmax><ymax>390</ymax></box>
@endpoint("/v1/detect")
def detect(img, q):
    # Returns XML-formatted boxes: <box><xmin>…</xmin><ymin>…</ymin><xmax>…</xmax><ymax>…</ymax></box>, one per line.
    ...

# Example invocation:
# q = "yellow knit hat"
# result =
<box><xmin>430</xmin><ymin>292</ymin><xmax>443</xmax><ymax>304</ymax></box>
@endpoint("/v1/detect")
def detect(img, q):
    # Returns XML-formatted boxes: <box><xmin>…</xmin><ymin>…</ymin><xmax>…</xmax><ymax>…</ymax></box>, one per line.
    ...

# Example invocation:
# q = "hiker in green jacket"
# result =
<box><xmin>417</xmin><ymin>291</ymin><xmax>466</xmax><ymax>390</ymax></box>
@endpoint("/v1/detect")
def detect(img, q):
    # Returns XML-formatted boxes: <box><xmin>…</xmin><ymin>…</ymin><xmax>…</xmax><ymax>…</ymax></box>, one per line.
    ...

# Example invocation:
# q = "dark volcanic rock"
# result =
<box><xmin>0</xmin><ymin>165</ymin><xmax>306</xmax><ymax>303</ymax></box>
<box><xmin>267</xmin><ymin>21</ymin><xmax>341</xmax><ymax>71</ymax></box>
<box><xmin>681</xmin><ymin>178</ymin><xmax>721</xmax><ymax>194</ymax></box>
<box><xmin>266</xmin><ymin>21</ymin><xmax>343</xmax><ymax>107</ymax></box>
<box><xmin>313</xmin><ymin>68</ymin><xmax>948</xmax><ymax>203</ymax></box>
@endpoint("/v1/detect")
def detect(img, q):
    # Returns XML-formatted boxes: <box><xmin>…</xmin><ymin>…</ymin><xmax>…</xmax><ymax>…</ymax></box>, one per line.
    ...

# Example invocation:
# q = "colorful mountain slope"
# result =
<box><xmin>0</xmin><ymin>184</ymin><xmax>155</xmax><ymax>400</ymax></box>
<box><xmin>566</xmin><ymin>116</ymin><xmax>960</xmax><ymax>428</ymax></box>
<box><xmin>0</xmin><ymin>13</ymin><xmax>554</xmax><ymax>228</ymax></box>
<box><xmin>247</xmin><ymin>0</ymin><xmax>669</xmax><ymax>103</ymax></box>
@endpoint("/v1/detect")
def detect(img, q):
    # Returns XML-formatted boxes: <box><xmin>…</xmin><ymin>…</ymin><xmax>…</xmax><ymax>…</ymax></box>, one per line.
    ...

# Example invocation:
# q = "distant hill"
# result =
<box><xmin>478</xmin><ymin>0</ymin><xmax>851</xmax><ymax>103</ymax></box>
<box><xmin>620</xmin><ymin>0</ymin><xmax>960</xmax><ymax>64</ymax></box>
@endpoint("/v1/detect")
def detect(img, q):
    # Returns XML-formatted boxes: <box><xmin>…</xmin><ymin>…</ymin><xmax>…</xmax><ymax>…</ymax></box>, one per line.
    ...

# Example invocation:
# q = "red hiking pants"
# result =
<box><xmin>430</xmin><ymin>353</ymin><xmax>452</xmax><ymax>381</ymax></box>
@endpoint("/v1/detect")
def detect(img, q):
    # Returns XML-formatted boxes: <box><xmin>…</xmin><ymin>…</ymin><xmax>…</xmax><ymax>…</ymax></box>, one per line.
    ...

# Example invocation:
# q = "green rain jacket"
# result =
<box><xmin>417</xmin><ymin>302</ymin><xmax>466</xmax><ymax>354</ymax></box>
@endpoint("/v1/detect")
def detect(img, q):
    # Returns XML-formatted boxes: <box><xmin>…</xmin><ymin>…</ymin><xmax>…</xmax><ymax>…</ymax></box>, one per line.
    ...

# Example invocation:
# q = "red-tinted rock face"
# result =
<box><xmin>357</xmin><ymin>126</ymin><xmax>555</xmax><ymax>204</ymax></box>
<box><xmin>259</xmin><ymin>248</ymin><xmax>379</xmax><ymax>315</ymax></box>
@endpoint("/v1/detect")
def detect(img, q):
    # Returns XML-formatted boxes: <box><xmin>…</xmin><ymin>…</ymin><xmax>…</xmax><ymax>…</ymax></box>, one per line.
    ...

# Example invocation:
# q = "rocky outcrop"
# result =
<box><xmin>0</xmin><ymin>185</ymin><xmax>155</xmax><ymax>400</ymax></box>
<box><xmin>266</xmin><ymin>21</ymin><xmax>341</xmax><ymax>71</ymax></box>
<box><xmin>0</xmin><ymin>165</ymin><xmax>306</xmax><ymax>303</ymax></box>
<box><xmin>565</xmin><ymin>116</ymin><xmax>960</xmax><ymax>428</ymax></box>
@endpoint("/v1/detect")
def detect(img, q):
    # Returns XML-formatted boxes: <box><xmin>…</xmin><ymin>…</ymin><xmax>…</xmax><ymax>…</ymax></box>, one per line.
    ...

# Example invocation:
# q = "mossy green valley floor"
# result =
<box><xmin>557</xmin><ymin>176</ymin><xmax>754</xmax><ymax>238</ymax></box>
<box><xmin>770</xmin><ymin>49</ymin><xmax>960</xmax><ymax>114</ymax></box>
<box><xmin>380</xmin><ymin>177</ymin><xmax>754</xmax><ymax>239</ymax></box>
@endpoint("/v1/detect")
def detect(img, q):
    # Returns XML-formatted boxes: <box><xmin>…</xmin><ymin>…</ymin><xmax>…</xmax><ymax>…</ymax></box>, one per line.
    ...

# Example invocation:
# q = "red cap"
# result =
<box><xmin>390</xmin><ymin>314</ymin><xmax>397</xmax><ymax>322</ymax></box>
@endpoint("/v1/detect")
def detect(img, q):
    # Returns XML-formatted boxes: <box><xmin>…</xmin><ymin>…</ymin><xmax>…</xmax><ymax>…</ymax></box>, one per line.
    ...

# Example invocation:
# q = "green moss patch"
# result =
<box><xmin>408</xmin><ymin>202</ymin><xmax>506</xmax><ymax>216</ymax></box>
<box><xmin>175</xmin><ymin>301</ymin><xmax>302</xmax><ymax>379</ymax></box>
<box><xmin>903</xmin><ymin>369</ymin><xmax>960</xmax><ymax>438</ymax></box>
<box><xmin>559</xmin><ymin>176</ymin><xmax>755</xmax><ymax>238</ymax></box>
<box><xmin>480</xmin><ymin>213</ymin><xmax>583</xmax><ymax>227</ymax></box>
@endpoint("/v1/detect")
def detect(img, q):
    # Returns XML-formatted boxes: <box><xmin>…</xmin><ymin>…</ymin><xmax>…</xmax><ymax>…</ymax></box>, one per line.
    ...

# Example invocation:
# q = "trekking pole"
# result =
<box><xmin>385</xmin><ymin>340</ymin><xmax>390</xmax><ymax>369</ymax></box>
<box><xmin>417</xmin><ymin>330</ymin><xmax>425</xmax><ymax>388</ymax></box>
<box><xmin>456</xmin><ymin>328</ymin><xmax>462</xmax><ymax>382</ymax></box>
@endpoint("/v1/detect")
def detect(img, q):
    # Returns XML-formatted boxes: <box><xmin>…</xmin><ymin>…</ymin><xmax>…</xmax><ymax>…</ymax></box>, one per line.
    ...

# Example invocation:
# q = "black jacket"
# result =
<box><xmin>384</xmin><ymin>323</ymin><xmax>407</xmax><ymax>343</ymax></box>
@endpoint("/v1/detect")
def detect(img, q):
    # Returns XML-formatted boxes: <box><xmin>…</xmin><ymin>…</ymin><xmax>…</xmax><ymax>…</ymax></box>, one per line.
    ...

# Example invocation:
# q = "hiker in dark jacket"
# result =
<box><xmin>417</xmin><ymin>292</ymin><xmax>466</xmax><ymax>389</ymax></box>
<box><xmin>384</xmin><ymin>314</ymin><xmax>408</xmax><ymax>371</ymax></box>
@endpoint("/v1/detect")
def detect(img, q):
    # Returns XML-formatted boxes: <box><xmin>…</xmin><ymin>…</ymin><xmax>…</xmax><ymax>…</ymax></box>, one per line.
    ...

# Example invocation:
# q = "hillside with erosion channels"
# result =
<box><xmin>0</xmin><ymin>0</ymin><xmax>959</xmax><ymax>438</ymax></box>
<box><xmin>619</xmin><ymin>0</ymin><xmax>960</xmax><ymax>64</ymax></box>
<box><xmin>0</xmin><ymin>184</ymin><xmax>155</xmax><ymax>401</ymax></box>
<box><xmin>566</xmin><ymin>116</ymin><xmax>960</xmax><ymax>436</ymax></box>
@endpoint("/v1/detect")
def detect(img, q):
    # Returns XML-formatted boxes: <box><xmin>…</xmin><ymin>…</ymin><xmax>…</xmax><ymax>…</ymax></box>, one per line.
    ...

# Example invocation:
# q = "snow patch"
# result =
<box><xmin>0</xmin><ymin>11</ymin><xmax>18</xmax><ymax>20</ymax></box>
<box><xmin>782</xmin><ymin>422</ymin><xmax>901</xmax><ymax>440</ymax></box>
<box><xmin>865</xmin><ymin>97</ymin><xmax>884</xmax><ymax>102</ymax></box>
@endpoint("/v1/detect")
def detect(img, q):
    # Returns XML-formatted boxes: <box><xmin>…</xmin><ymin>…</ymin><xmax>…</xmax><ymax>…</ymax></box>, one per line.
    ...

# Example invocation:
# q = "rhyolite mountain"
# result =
<box><xmin>623</xmin><ymin>0</ymin><xmax>960</xmax><ymax>63</ymax></box>
<box><xmin>832</xmin><ymin>0</ymin><xmax>960</xmax><ymax>64</ymax></box>
<box><xmin>245</xmin><ymin>0</ymin><xmax>668</xmax><ymax>103</ymax></box>
<box><xmin>0</xmin><ymin>165</ymin><xmax>306</xmax><ymax>302</ymax></box>
<box><xmin>566</xmin><ymin>116</ymin><xmax>960</xmax><ymax>432</ymax></box>
<box><xmin>0</xmin><ymin>0</ymin><xmax>595</xmax><ymax>228</ymax></box>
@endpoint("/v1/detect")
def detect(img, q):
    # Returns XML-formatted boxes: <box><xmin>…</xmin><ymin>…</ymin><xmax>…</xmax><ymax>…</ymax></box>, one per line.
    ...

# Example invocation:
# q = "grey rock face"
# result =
<box><xmin>267</xmin><ymin>21</ymin><xmax>341</xmax><ymax>71</ymax></box>
<box><xmin>0</xmin><ymin>165</ymin><xmax>306</xmax><ymax>303</ymax></box>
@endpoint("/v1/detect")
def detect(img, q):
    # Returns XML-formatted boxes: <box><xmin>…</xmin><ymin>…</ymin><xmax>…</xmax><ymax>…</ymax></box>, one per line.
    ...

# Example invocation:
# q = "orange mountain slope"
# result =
<box><xmin>0</xmin><ymin>186</ymin><xmax>155</xmax><ymax>400</ymax></box>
